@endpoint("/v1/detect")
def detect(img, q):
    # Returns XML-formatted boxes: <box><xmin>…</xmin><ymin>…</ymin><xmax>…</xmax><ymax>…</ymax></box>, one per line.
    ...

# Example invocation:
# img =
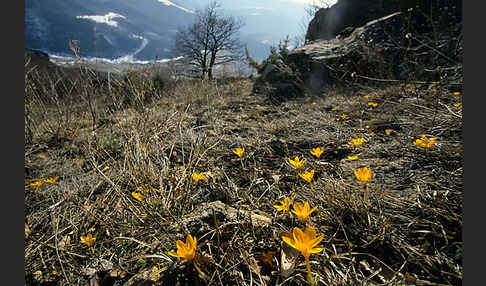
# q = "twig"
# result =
<box><xmin>114</xmin><ymin>236</ymin><xmax>154</xmax><ymax>249</ymax></box>
<box><xmin>438</xmin><ymin>101</ymin><xmax>462</xmax><ymax>119</ymax></box>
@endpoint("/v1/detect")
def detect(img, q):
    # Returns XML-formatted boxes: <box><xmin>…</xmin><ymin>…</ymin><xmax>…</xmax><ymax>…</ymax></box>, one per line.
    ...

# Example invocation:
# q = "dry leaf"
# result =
<box><xmin>194</xmin><ymin>254</ymin><xmax>215</xmax><ymax>266</ymax></box>
<box><xmin>109</xmin><ymin>268</ymin><xmax>127</xmax><ymax>278</ymax></box>
<box><xmin>280</xmin><ymin>232</ymin><xmax>300</xmax><ymax>278</ymax></box>
<box><xmin>99</xmin><ymin>259</ymin><xmax>113</xmax><ymax>271</ymax></box>
<box><xmin>271</xmin><ymin>174</ymin><xmax>280</xmax><ymax>184</ymax></box>
<box><xmin>247</xmin><ymin>254</ymin><xmax>262</xmax><ymax>276</ymax></box>
<box><xmin>258</xmin><ymin>250</ymin><xmax>277</xmax><ymax>271</ymax></box>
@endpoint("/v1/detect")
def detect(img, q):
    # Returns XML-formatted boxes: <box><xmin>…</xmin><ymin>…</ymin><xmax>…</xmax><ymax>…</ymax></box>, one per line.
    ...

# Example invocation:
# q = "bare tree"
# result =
<box><xmin>174</xmin><ymin>1</ymin><xmax>244</xmax><ymax>79</ymax></box>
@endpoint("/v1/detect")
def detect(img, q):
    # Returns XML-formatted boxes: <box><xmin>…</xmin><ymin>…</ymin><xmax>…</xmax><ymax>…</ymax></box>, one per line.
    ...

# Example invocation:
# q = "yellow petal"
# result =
<box><xmin>282</xmin><ymin>235</ymin><xmax>297</xmax><ymax>249</ymax></box>
<box><xmin>176</xmin><ymin>240</ymin><xmax>185</xmax><ymax>250</ymax></box>
<box><xmin>292</xmin><ymin>227</ymin><xmax>306</xmax><ymax>244</ymax></box>
<box><xmin>303</xmin><ymin>202</ymin><xmax>311</xmax><ymax>211</ymax></box>
<box><xmin>309</xmin><ymin>247</ymin><xmax>324</xmax><ymax>254</ymax></box>
<box><xmin>168</xmin><ymin>251</ymin><xmax>181</xmax><ymax>258</ymax></box>
<box><xmin>309</xmin><ymin>234</ymin><xmax>324</xmax><ymax>248</ymax></box>
<box><xmin>292</xmin><ymin>202</ymin><xmax>303</xmax><ymax>213</ymax></box>
<box><xmin>187</xmin><ymin>234</ymin><xmax>196</xmax><ymax>248</ymax></box>
<box><xmin>304</xmin><ymin>227</ymin><xmax>317</xmax><ymax>239</ymax></box>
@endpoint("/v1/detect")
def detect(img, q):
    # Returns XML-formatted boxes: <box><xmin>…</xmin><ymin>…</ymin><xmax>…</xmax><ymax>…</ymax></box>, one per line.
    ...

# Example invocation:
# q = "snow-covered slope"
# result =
<box><xmin>76</xmin><ymin>12</ymin><xmax>126</xmax><ymax>28</ymax></box>
<box><xmin>158</xmin><ymin>0</ymin><xmax>194</xmax><ymax>14</ymax></box>
<box><xmin>25</xmin><ymin>0</ymin><xmax>196</xmax><ymax>60</ymax></box>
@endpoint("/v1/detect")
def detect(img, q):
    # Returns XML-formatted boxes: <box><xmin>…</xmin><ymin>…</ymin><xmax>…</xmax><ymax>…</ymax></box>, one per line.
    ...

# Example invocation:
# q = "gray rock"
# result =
<box><xmin>252</xmin><ymin>58</ymin><xmax>305</xmax><ymax>103</ymax></box>
<box><xmin>288</xmin><ymin>12</ymin><xmax>407</xmax><ymax>93</ymax></box>
<box><xmin>168</xmin><ymin>201</ymin><xmax>272</xmax><ymax>238</ymax></box>
<box><xmin>306</xmin><ymin>0</ymin><xmax>462</xmax><ymax>42</ymax></box>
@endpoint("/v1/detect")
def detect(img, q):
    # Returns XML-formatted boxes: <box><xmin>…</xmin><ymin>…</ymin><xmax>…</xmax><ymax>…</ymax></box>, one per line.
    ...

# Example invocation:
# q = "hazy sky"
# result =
<box><xmin>285</xmin><ymin>0</ymin><xmax>337</xmax><ymax>7</ymax></box>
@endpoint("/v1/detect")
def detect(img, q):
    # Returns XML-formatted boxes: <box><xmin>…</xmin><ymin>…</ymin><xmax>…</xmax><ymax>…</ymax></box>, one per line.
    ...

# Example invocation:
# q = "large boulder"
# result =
<box><xmin>306</xmin><ymin>0</ymin><xmax>384</xmax><ymax>42</ymax></box>
<box><xmin>287</xmin><ymin>9</ymin><xmax>461</xmax><ymax>94</ymax></box>
<box><xmin>251</xmin><ymin>58</ymin><xmax>305</xmax><ymax>103</ymax></box>
<box><xmin>306</xmin><ymin>0</ymin><xmax>462</xmax><ymax>42</ymax></box>
<box><xmin>289</xmin><ymin>12</ymin><xmax>410</xmax><ymax>93</ymax></box>
<box><xmin>251</xmin><ymin>1</ymin><xmax>462</xmax><ymax>100</ymax></box>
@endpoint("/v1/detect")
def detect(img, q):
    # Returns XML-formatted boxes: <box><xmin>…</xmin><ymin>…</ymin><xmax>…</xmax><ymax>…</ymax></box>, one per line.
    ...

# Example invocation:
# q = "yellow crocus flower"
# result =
<box><xmin>292</xmin><ymin>202</ymin><xmax>317</xmax><ymax>223</ymax></box>
<box><xmin>44</xmin><ymin>176</ymin><xmax>59</xmax><ymax>184</ymax></box>
<box><xmin>288</xmin><ymin>156</ymin><xmax>305</xmax><ymax>170</ymax></box>
<box><xmin>168</xmin><ymin>234</ymin><xmax>197</xmax><ymax>261</ymax></box>
<box><xmin>298</xmin><ymin>170</ymin><xmax>315</xmax><ymax>190</ymax></box>
<box><xmin>413</xmin><ymin>135</ymin><xmax>436</xmax><ymax>149</ymax></box>
<box><xmin>368</xmin><ymin>102</ymin><xmax>378</xmax><ymax>107</ymax></box>
<box><xmin>233</xmin><ymin>147</ymin><xmax>245</xmax><ymax>158</ymax></box>
<box><xmin>131</xmin><ymin>191</ymin><xmax>143</xmax><ymax>201</ymax></box>
<box><xmin>355</xmin><ymin>167</ymin><xmax>372</xmax><ymax>203</ymax></box>
<box><xmin>354</xmin><ymin>167</ymin><xmax>372</xmax><ymax>185</ymax></box>
<box><xmin>30</xmin><ymin>180</ymin><xmax>44</xmax><ymax>187</ymax></box>
<box><xmin>80</xmin><ymin>233</ymin><xmax>97</xmax><ymax>248</ymax></box>
<box><xmin>281</xmin><ymin>227</ymin><xmax>324</xmax><ymax>284</ymax></box>
<box><xmin>310</xmin><ymin>147</ymin><xmax>324</xmax><ymax>158</ymax></box>
<box><xmin>192</xmin><ymin>172</ymin><xmax>206</xmax><ymax>183</ymax></box>
<box><xmin>349</xmin><ymin>137</ymin><xmax>364</xmax><ymax>148</ymax></box>
<box><xmin>273</xmin><ymin>197</ymin><xmax>293</xmax><ymax>212</ymax></box>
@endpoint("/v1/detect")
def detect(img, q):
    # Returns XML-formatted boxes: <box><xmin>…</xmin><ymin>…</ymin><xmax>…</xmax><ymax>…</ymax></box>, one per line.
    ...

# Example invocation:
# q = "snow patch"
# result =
<box><xmin>76</xmin><ymin>12</ymin><xmax>126</xmax><ymax>27</ymax></box>
<box><xmin>49</xmin><ymin>52</ymin><xmax>183</xmax><ymax>66</ymax></box>
<box><xmin>158</xmin><ymin>0</ymin><xmax>194</xmax><ymax>14</ymax></box>
<box><xmin>112</xmin><ymin>34</ymin><xmax>149</xmax><ymax>63</ymax></box>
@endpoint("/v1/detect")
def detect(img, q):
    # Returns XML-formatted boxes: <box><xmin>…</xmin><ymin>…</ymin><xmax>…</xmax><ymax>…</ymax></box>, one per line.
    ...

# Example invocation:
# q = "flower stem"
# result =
<box><xmin>363</xmin><ymin>184</ymin><xmax>368</xmax><ymax>203</ymax></box>
<box><xmin>193</xmin><ymin>261</ymin><xmax>207</xmax><ymax>279</ymax></box>
<box><xmin>240</xmin><ymin>157</ymin><xmax>244</xmax><ymax>168</ymax></box>
<box><xmin>305</xmin><ymin>256</ymin><xmax>314</xmax><ymax>285</ymax></box>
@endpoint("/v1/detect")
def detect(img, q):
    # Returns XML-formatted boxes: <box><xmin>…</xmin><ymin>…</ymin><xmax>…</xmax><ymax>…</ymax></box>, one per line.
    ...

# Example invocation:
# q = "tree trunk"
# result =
<box><xmin>208</xmin><ymin>51</ymin><xmax>216</xmax><ymax>80</ymax></box>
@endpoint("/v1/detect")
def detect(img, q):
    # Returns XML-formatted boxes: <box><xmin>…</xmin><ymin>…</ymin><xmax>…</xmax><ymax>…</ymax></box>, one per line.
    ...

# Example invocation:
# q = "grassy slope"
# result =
<box><xmin>25</xmin><ymin>66</ymin><xmax>462</xmax><ymax>285</ymax></box>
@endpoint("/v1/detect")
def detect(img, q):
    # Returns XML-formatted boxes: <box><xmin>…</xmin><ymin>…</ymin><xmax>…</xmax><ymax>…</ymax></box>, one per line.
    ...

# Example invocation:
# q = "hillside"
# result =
<box><xmin>25</xmin><ymin>0</ymin><xmax>196</xmax><ymax>60</ymax></box>
<box><xmin>25</xmin><ymin>56</ymin><xmax>462</xmax><ymax>285</ymax></box>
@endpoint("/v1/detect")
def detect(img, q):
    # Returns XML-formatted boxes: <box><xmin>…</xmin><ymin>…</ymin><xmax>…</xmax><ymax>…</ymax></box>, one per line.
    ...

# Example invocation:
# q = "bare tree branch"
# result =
<box><xmin>173</xmin><ymin>1</ymin><xmax>245</xmax><ymax>79</ymax></box>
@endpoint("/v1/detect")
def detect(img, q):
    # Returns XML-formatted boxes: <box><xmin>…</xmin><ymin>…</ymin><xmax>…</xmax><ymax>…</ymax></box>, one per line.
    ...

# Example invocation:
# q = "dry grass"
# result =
<box><xmin>25</xmin><ymin>61</ymin><xmax>462</xmax><ymax>286</ymax></box>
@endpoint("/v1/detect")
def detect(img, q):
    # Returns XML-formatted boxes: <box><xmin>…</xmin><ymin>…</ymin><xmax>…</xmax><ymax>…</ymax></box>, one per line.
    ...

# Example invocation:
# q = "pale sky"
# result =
<box><xmin>285</xmin><ymin>0</ymin><xmax>337</xmax><ymax>7</ymax></box>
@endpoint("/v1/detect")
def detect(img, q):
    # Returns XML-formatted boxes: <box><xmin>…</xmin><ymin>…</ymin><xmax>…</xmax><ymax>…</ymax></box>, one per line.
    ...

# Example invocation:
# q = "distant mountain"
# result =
<box><xmin>25</xmin><ymin>0</ymin><xmax>196</xmax><ymax>60</ymax></box>
<box><xmin>25</xmin><ymin>0</ymin><xmax>314</xmax><ymax>62</ymax></box>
